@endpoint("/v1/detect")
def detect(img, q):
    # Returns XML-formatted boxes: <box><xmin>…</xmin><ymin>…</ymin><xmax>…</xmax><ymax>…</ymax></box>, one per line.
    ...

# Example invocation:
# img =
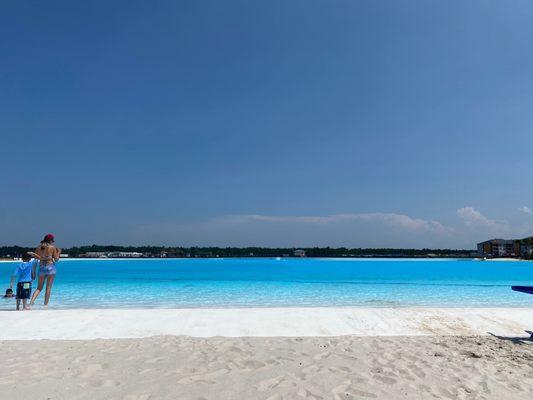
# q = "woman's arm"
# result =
<box><xmin>28</xmin><ymin>251</ymin><xmax>42</xmax><ymax>260</ymax></box>
<box><xmin>31</xmin><ymin>260</ymin><xmax>38</xmax><ymax>280</ymax></box>
<box><xmin>34</xmin><ymin>246</ymin><xmax>43</xmax><ymax>258</ymax></box>
<box><xmin>54</xmin><ymin>247</ymin><xmax>61</xmax><ymax>262</ymax></box>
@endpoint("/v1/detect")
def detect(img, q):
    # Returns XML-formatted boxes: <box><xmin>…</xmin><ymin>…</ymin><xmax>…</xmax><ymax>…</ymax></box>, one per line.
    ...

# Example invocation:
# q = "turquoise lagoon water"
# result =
<box><xmin>1</xmin><ymin>258</ymin><xmax>532</xmax><ymax>309</ymax></box>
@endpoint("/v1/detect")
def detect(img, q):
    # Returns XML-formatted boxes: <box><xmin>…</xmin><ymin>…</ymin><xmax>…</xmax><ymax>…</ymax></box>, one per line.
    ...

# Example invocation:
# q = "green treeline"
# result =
<box><xmin>0</xmin><ymin>244</ymin><xmax>473</xmax><ymax>258</ymax></box>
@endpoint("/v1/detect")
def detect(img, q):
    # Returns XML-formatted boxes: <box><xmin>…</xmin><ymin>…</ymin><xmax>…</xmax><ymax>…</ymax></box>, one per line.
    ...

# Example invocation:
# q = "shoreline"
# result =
<box><xmin>2</xmin><ymin>257</ymin><xmax>531</xmax><ymax>263</ymax></box>
<box><xmin>1</xmin><ymin>307</ymin><xmax>532</xmax><ymax>340</ymax></box>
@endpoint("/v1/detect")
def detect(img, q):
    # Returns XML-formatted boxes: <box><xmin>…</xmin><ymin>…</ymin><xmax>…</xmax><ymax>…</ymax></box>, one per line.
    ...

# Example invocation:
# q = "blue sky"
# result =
<box><xmin>1</xmin><ymin>1</ymin><xmax>532</xmax><ymax>248</ymax></box>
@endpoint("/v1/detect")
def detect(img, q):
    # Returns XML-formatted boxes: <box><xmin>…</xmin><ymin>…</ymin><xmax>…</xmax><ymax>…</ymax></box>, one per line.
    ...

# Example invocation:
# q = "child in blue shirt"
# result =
<box><xmin>9</xmin><ymin>253</ymin><xmax>39</xmax><ymax>310</ymax></box>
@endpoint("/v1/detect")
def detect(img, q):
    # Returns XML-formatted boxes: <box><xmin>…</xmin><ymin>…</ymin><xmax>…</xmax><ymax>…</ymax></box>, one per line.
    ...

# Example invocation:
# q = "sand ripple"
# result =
<box><xmin>0</xmin><ymin>335</ymin><xmax>532</xmax><ymax>399</ymax></box>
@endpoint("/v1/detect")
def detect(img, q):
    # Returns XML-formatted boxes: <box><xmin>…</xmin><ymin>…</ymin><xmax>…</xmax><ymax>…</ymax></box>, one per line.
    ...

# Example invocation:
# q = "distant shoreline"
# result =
<box><xmin>1</xmin><ymin>256</ymin><xmax>531</xmax><ymax>263</ymax></box>
<box><xmin>0</xmin><ymin>245</ymin><xmax>476</xmax><ymax>260</ymax></box>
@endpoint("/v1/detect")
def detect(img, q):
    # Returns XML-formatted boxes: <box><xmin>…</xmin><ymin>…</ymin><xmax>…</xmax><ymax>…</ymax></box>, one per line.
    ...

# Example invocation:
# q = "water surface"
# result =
<box><xmin>1</xmin><ymin>258</ymin><xmax>532</xmax><ymax>309</ymax></box>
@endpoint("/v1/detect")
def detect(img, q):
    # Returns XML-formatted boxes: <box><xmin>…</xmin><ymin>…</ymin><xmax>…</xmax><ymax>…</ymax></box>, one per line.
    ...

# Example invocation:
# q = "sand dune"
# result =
<box><xmin>1</xmin><ymin>335</ymin><xmax>532</xmax><ymax>400</ymax></box>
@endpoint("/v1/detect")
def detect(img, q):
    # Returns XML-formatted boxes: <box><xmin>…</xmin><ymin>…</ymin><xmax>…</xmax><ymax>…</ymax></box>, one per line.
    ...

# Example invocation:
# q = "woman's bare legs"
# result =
<box><xmin>29</xmin><ymin>275</ymin><xmax>45</xmax><ymax>307</ymax></box>
<box><xmin>44</xmin><ymin>275</ymin><xmax>55</xmax><ymax>306</ymax></box>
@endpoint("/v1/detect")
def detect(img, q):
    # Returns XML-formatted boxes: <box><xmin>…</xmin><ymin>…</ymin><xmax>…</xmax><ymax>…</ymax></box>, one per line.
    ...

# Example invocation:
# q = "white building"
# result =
<box><xmin>107</xmin><ymin>252</ymin><xmax>144</xmax><ymax>258</ymax></box>
<box><xmin>293</xmin><ymin>249</ymin><xmax>306</xmax><ymax>257</ymax></box>
<box><xmin>82</xmin><ymin>252</ymin><xmax>108</xmax><ymax>258</ymax></box>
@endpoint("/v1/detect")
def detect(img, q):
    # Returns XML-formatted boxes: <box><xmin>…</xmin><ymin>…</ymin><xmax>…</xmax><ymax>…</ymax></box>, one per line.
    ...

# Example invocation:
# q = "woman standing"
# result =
<box><xmin>29</xmin><ymin>234</ymin><xmax>61</xmax><ymax>307</ymax></box>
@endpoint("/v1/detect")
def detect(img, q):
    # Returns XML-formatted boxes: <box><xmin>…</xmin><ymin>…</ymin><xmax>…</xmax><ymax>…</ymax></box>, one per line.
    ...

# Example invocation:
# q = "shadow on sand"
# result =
<box><xmin>488</xmin><ymin>331</ymin><xmax>533</xmax><ymax>344</ymax></box>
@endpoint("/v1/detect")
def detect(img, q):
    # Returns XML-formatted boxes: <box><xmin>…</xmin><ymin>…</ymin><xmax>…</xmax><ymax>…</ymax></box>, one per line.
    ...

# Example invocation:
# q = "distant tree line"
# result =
<box><xmin>0</xmin><ymin>244</ymin><xmax>474</xmax><ymax>258</ymax></box>
<box><xmin>521</xmin><ymin>237</ymin><xmax>533</xmax><ymax>260</ymax></box>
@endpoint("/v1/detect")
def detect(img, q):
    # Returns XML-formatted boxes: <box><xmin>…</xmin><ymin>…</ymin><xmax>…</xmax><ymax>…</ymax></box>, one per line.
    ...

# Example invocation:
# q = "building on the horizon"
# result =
<box><xmin>80</xmin><ymin>251</ymin><xmax>108</xmax><ymax>258</ymax></box>
<box><xmin>107</xmin><ymin>251</ymin><xmax>144</xmax><ymax>258</ymax></box>
<box><xmin>79</xmin><ymin>251</ymin><xmax>146</xmax><ymax>258</ymax></box>
<box><xmin>293</xmin><ymin>249</ymin><xmax>306</xmax><ymax>257</ymax></box>
<box><xmin>477</xmin><ymin>239</ymin><xmax>520</xmax><ymax>258</ymax></box>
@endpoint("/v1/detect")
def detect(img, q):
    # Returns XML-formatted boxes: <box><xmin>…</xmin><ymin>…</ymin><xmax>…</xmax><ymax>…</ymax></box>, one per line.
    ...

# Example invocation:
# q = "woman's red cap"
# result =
<box><xmin>44</xmin><ymin>233</ymin><xmax>55</xmax><ymax>241</ymax></box>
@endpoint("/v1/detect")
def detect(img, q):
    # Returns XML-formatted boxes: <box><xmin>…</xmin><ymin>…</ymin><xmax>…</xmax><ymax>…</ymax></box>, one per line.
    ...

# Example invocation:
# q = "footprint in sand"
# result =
<box><xmin>436</xmin><ymin>387</ymin><xmax>457</xmax><ymax>399</ymax></box>
<box><xmin>312</xmin><ymin>352</ymin><xmax>331</xmax><ymax>361</ymax></box>
<box><xmin>225</xmin><ymin>346</ymin><xmax>245</xmax><ymax>354</ymax></box>
<box><xmin>71</xmin><ymin>355</ymin><xmax>88</xmax><ymax>364</ymax></box>
<box><xmin>297</xmin><ymin>388</ymin><xmax>323</xmax><ymax>399</ymax></box>
<box><xmin>241</xmin><ymin>359</ymin><xmax>267</xmax><ymax>370</ymax></box>
<box><xmin>79</xmin><ymin>363</ymin><xmax>105</xmax><ymax>378</ymax></box>
<box><xmin>91</xmin><ymin>378</ymin><xmax>120</xmax><ymax>388</ymax></box>
<box><xmin>303</xmin><ymin>364</ymin><xmax>323</xmax><ymax>374</ymax></box>
<box><xmin>265</xmin><ymin>394</ymin><xmax>283</xmax><ymax>400</ymax></box>
<box><xmin>406</xmin><ymin>364</ymin><xmax>426</xmax><ymax>379</ymax></box>
<box><xmin>332</xmin><ymin>383</ymin><xmax>377</xmax><ymax>399</ymax></box>
<box><xmin>137</xmin><ymin>368</ymin><xmax>155</xmax><ymax>375</ymax></box>
<box><xmin>397</xmin><ymin>369</ymin><xmax>415</xmax><ymax>381</ymax></box>
<box><xmin>257</xmin><ymin>376</ymin><xmax>294</xmax><ymax>391</ymax></box>
<box><xmin>374</xmin><ymin>375</ymin><xmax>397</xmax><ymax>385</ymax></box>
<box><xmin>145</xmin><ymin>357</ymin><xmax>167</xmax><ymax>364</ymax></box>
<box><xmin>326</xmin><ymin>365</ymin><xmax>351</xmax><ymax>374</ymax></box>
<box><xmin>177</xmin><ymin>368</ymin><xmax>230</xmax><ymax>385</ymax></box>
<box><xmin>506</xmin><ymin>382</ymin><xmax>524</xmax><ymax>392</ymax></box>
<box><xmin>480</xmin><ymin>380</ymin><xmax>491</xmax><ymax>395</ymax></box>
<box><xmin>123</xmin><ymin>395</ymin><xmax>152</xmax><ymax>400</ymax></box>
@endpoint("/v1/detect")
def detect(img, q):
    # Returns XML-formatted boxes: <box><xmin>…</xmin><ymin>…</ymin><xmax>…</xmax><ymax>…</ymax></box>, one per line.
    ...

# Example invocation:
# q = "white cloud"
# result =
<box><xmin>237</xmin><ymin>213</ymin><xmax>449</xmax><ymax>234</ymax></box>
<box><xmin>97</xmin><ymin>207</ymin><xmax>533</xmax><ymax>249</ymax></box>
<box><xmin>456</xmin><ymin>206</ymin><xmax>512</xmax><ymax>239</ymax></box>
<box><xmin>457</xmin><ymin>207</ymin><xmax>500</xmax><ymax>228</ymax></box>
<box><xmin>519</xmin><ymin>206</ymin><xmax>532</xmax><ymax>215</ymax></box>
<box><xmin>132</xmin><ymin>212</ymin><xmax>454</xmax><ymax>248</ymax></box>
<box><xmin>354</xmin><ymin>213</ymin><xmax>449</xmax><ymax>234</ymax></box>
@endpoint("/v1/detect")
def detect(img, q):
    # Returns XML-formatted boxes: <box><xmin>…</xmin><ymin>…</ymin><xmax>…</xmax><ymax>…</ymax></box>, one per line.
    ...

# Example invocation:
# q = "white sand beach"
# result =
<box><xmin>1</xmin><ymin>307</ymin><xmax>533</xmax><ymax>340</ymax></box>
<box><xmin>1</xmin><ymin>335</ymin><xmax>532</xmax><ymax>399</ymax></box>
<box><xmin>1</xmin><ymin>308</ymin><xmax>532</xmax><ymax>399</ymax></box>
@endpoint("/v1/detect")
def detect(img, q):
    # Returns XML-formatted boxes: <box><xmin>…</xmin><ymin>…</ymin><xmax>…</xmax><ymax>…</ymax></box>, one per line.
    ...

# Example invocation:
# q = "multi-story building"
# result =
<box><xmin>477</xmin><ymin>239</ymin><xmax>520</xmax><ymax>258</ymax></box>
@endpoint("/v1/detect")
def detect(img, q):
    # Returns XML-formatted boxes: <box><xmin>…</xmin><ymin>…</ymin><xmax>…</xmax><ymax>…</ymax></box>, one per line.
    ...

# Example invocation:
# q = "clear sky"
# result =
<box><xmin>1</xmin><ymin>1</ymin><xmax>532</xmax><ymax>249</ymax></box>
